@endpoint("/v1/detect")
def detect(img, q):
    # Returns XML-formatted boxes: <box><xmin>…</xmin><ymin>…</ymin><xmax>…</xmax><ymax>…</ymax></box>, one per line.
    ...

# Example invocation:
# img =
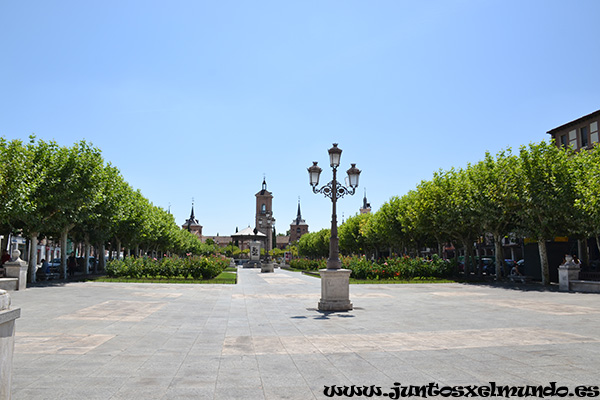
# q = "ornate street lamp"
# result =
<box><xmin>308</xmin><ymin>143</ymin><xmax>361</xmax><ymax>311</ymax></box>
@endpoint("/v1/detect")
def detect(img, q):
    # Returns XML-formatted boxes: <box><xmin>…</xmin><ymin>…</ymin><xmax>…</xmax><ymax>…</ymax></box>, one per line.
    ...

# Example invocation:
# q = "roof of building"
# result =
<box><xmin>256</xmin><ymin>178</ymin><xmax>272</xmax><ymax>196</ymax></box>
<box><xmin>182</xmin><ymin>205</ymin><xmax>202</xmax><ymax>228</ymax></box>
<box><xmin>547</xmin><ymin>109</ymin><xmax>600</xmax><ymax>134</ymax></box>
<box><xmin>292</xmin><ymin>199</ymin><xmax>306</xmax><ymax>225</ymax></box>
<box><xmin>276</xmin><ymin>236</ymin><xmax>290</xmax><ymax>245</ymax></box>
<box><xmin>231</xmin><ymin>226</ymin><xmax>267</xmax><ymax>238</ymax></box>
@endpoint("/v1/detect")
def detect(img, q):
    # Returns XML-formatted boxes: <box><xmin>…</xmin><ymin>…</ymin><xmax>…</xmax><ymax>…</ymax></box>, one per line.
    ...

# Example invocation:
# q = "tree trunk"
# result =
<box><xmin>538</xmin><ymin>239</ymin><xmax>550</xmax><ymax>285</ymax></box>
<box><xmin>61</xmin><ymin>230</ymin><xmax>69</xmax><ymax>279</ymax></box>
<box><xmin>493</xmin><ymin>233</ymin><xmax>504</xmax><ymax>278</ymax></box>
<box><xmin>28</xmin><ymin>233</ymin><xmax>39</xmax><ymax>283</ymax></box>
<box><xmin>596</xmin><ymin>236</ymin><xmax>600</xmax><ymax>256</ymax></box>
<box><xmin>476</xmin><ymin>243</ymin><xmax>482</xmax><ymax>276</ymax></box>
<box><xmin>84</xmin><ymin>235</ymin><xmax>91</xmax><ymax>275</ymax></box>
<box><xmin>116</xmin><ymin>239</ymin><xmax>122</xmax><ymax>260</ymax></box>
<box><xmin>461</xmin><ymin>239</ymin><xmax>471</xmax><ymax>275</ymax></box>
<box><xmin>98</xmin><ymin>243</ymin><xmax>105</xmax><ymax>272</ymax></box>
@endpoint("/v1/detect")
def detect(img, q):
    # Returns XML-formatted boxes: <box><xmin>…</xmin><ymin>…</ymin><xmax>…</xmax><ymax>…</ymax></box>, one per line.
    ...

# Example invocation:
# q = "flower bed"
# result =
<box><xmin>106</xmin><ymin>255</ymin><xmax>228</xmax><ymax>280</ymax></box>
<box><xmin>290</xmin><ymin>255</ymin><xmax>455</xmax><ymax>280</ymax></box>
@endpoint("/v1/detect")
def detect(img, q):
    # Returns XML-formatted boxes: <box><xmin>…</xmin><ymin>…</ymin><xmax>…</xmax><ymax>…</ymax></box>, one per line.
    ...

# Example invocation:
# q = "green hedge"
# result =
<box><xmin>106</xmin><ymin>255</ymin><xmax>228</xmax><ymax>280</ymax></box>
<box><xmin>347</xmin><ymin>255</ymin><xmax>455</xmax><ymax>280</ymax></box>
<box><xmin>290</xmin><ymin>255</ymin><xmax>455</xmax><ymax>280</ymax></box>
<box><xmin>289</xmin><ymin>258</ymin><xmax>327</xmax><ymax>271</ymax></box>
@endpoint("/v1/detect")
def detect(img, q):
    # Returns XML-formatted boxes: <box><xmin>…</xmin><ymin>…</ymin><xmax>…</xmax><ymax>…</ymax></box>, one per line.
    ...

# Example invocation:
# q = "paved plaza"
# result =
<box><xmin>8</xmin><ymin>268</ymin><xmax>600</xmax><ymax>399</ymax></box>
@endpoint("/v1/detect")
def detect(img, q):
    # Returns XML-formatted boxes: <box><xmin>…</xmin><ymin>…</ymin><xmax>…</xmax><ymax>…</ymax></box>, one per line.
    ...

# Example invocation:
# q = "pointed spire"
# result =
<box><xmin>190</xmin><ymin>198</ymin><xmax>196</xmax><ymax>220</ymax></box>
<box><xmin>262</xmin><ymin>177</ymin><xmax>267</xmax><ymax>191</ymax></box>
<box><xmin>363</xmin><ymin>188</ymin><xmax>368</xmax><ymax>209</ymax></box>
<box><xmin>296</xmin><ymin>197</ymin><xmax>302</xmax><ymax>221</ymax></box>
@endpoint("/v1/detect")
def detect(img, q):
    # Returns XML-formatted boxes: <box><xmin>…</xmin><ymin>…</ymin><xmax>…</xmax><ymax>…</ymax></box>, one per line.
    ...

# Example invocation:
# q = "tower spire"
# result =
<box><xmin>296</xmin><ymin>197</ymin><xmax>302</xmax><ymax>224</ymax></box>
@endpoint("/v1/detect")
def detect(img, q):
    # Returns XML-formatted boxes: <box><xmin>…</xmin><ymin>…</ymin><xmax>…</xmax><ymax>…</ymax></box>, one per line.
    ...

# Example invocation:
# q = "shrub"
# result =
<box><xmin>104</xmin><ymin>255</ymin><xmax>228</xmax><ymax>280</ymax></box>
<box><xmin>289</xmin><ymin>258</ymin><xmax>326</xmax><ymax>271</ymax></box>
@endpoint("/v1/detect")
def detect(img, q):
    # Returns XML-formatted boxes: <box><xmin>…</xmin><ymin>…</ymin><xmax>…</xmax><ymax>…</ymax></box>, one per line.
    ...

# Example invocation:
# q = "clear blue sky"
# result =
<box><xmin>1</xmin><ymin>1</ymin><xmax>599</xmax><ymax>236</ymax></box>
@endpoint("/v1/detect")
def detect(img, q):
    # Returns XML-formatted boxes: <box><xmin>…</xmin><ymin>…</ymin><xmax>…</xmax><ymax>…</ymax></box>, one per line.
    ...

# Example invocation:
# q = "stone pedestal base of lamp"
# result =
<box><xmin>318</xmin><ymin>269</ymin><xmax>353</xmax><ymax>311</ymax></box>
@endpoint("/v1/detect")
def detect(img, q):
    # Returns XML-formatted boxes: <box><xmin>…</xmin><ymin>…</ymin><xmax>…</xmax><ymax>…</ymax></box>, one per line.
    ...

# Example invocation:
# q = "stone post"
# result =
<box><xmin>558</xmin><ymin>255</ymin><xmax>580</xmax><ymax>292</ymax></box>
<box><xmin>261</xmin><ymin>262</ymin><xmax>274</xmax><ymax>273</ymax></box>
<box><xmin>248</xmin><ymin>241</ymin><xmax>261</xmax><ymax>268</ymax></box>
<box><xmin>0</xmin><ymin>289</ymin><xmax>21</xmax><ymax>400</ymax></box>
<box><xmin>4</xmin><ymin>250</ymin><xmax>28</xmax><ymax>291</ymax></box>
<box><xmin>318</xmin><ymin>269</ymin><xmax>353</xmax><ymax>311</ymax></box>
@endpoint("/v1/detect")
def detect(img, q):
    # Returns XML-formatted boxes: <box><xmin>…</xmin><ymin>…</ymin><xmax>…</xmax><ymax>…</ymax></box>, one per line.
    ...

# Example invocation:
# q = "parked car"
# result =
<box><xmin>481</xmin><ymin>257</ymin><xmax>495</xmax><ymax>275</ymax></box>
<box><xmin>48</xmin><ymin>258</ymin><xmax>62</xmax><ymax>272</ymax></box>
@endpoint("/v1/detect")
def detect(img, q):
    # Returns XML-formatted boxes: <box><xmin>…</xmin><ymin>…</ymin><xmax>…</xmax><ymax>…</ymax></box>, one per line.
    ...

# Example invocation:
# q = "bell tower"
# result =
<box><xmin>182</xmin><ymin>201</ymin><xmax>203</xmax><ymax>238</ymax></box>
<box><xmin>289</xmin><ymin>198</ymin><xmax>309</xmax><ymax>243</ymax></box>
<box><xmin>255</xmin><ymin>178</ymin><xmax>275</xmax><ymax>251</ymax></box>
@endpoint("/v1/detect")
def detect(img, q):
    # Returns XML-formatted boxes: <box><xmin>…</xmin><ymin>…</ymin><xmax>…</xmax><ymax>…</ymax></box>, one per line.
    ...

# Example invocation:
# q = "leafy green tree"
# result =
<box><xmin>339</xmin><ymin>213</ymin><xmax>377</xmax><ymax>256</ymax></box>
<box><xmin>467</xmin><ymin>150</ymin><xmax>521</xmax><ymax>276</ymax></box>
<box><xmin>298</xmin><ymin>229</ymin><xmax>330</xmax><ymax>258</ymax></box>
<box><xmin>515</xmin><ymin>141</ymin><xmax>578</xmax><ymax>284</ymax></box>
<box><xmin>572</xmin><ymin>144</ymin><xmax>600</xmax><ymax>257</ymax></box>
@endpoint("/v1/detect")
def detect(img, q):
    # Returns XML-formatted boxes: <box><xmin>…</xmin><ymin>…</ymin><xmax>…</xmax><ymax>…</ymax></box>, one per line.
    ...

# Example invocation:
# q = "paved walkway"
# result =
<box><xmin>8</xmin><ymin>268</ymin><xmax>600</xmax><ymax>399</ymax></box>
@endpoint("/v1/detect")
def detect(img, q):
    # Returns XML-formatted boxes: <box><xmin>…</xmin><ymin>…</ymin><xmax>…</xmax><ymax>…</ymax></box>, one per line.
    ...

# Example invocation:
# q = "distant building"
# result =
<box><xmin>359</xmin><ymin>190</ymin><xmax>371</xmax><ymax>214</ymax></box>
<box><xmin>289</xmin><ymin>199</ymin><xmax>309</xmax><ymax>243</ymax></box>
<box><xmin>202</xmin><ymin>235</ymin><xmax>231</xmax><ymax>248</ymax></box>
<box><xmin>547</xmin><ymin>109</ymin><xmax>600</xmax><ymax>151</ymax></box>
<box><xmin>255</xmin><ymin>179</ymin><xmax>275</xmax><ymax>251</ymax></box>
<box><xmin>276</xmin><ymin>235</ymin><xmax>290</xmax><ymax>250</ymax></box>
<box><xmin>231</xmin><ymin>226</ymin><xmax>267</xmax><ymax>251</ymax></box>
<box><xmin>182</xmin><ymin>205</ymin><xmax>202</xmax><ymax>238</ymax></box>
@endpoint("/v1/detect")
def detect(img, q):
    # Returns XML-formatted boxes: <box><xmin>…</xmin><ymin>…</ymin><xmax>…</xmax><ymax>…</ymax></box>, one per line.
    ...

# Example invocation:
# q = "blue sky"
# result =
<box><xmin>1</xmin><ymin>1</ymin><xmax>599</xmax><ymax>236</ymax></box>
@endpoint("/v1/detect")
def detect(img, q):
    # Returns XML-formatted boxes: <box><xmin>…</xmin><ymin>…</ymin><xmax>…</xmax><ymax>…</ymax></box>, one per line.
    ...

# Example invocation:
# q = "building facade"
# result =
<box><xmin>255</xmin><ymin>179</ymin><xmax>275</xmax><ymax>251</ymax></box>
<box><xmin>547</xmin><ymin>109</ymin><xmax>600</xmax><ymax>151</ymax></box>
<box><xmin>359</xmin><ymin>190</ymin><xmax>371</xmax><ymax>214</ymax></box>
<box><xmin>289</xmin><ymin>200</ymin><xmax>309</xmax><ymax>243</ymax></box>
<box><xmin>181</xmin><ymin>205</ymin><xmax>202</xmax><ymax>238</ymax></box>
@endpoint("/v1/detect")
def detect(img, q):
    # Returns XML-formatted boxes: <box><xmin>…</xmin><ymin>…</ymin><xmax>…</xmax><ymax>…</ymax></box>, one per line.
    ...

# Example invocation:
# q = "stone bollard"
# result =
<box><xmin>4</xmin><ymin>251</ymin><xmax>28</xmax><ymax>291</ymax></box>
<box><xmin>0</xmin><ymin>289</ymin><xmax>21</xmax><ymax>400</ymax></box>
<box><xmin>261</xmin><ymin>263</ymin><xmax>274</xmax><ymax>273</ymax></box>
<box><xmin>318</xmin><ymin>269</ymin><xmax>353</xmax><ymax>311</ymax></box>
<box><xmin>558</xmin><ymin>255</ymin><xmax>580</xmax><ymax>292</ymax></box>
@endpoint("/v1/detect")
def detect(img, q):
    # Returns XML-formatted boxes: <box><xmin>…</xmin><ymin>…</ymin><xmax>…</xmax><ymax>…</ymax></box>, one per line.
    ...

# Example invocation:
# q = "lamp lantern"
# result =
<box><xmin>307</xmin><ymin>162</ymin><xmax>322</xmax><ymax>187</ymax></box>
<box><xmin>328</xmin><ymin>143</ymin><xmax>342</xmax><ymax>168</ymax></box>
<box><xmin>346</xmin><ymin>163</ymin><xmax>361</xmax><ymax>189</ymax></box>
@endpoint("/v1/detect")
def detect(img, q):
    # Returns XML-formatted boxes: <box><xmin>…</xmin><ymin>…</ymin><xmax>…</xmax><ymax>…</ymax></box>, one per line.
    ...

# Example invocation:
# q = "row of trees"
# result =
<box><xmin>0</xmin><ymin>136</ymin><xmax>215</xmax><ymax>282</ymax></box>
<box><xmin>299</xmin><ymin>141</ymin><xmax>600</xmax><ymax>285</ymax></box>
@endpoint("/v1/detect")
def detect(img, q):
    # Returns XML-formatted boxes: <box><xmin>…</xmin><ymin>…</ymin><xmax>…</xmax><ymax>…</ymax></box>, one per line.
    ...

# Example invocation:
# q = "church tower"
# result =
<box><xmin>289</xmin><ymin>198</ymin><xmax>309</xmax><ymax>243</ymax></box>
<box><xmin>255</xmin><ymin>178</ymin><xmax>275</xmax><ymax>251</ymax></box>
<box><xmin>182</xmin><ymin>203</ymin><xmax>203</xmax><ymax>238</ymax></box>
<box><xmin>360</xmin><ymin>189</ymin><xmax>372</xmax><ymax>214</ymax></box>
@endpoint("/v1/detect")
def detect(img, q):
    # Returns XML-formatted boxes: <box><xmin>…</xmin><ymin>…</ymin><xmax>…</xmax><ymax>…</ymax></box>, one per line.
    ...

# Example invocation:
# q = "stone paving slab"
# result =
<box><xmin>8</xmin><ymin>268</ymin><xmax>600</xmax><ymax>399</ymax></box>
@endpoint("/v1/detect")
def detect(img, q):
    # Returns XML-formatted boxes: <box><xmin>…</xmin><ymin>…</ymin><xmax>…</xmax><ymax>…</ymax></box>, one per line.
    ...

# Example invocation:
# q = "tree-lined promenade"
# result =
<box><xmin>298</xmin><ymin>141</ymin><xmax>600</xmax><ymax>285</ymax></box>
<box><xmin>0</xmin><ymin>136</ymin><xmax>216</xmax><ymax>282</ymax></box>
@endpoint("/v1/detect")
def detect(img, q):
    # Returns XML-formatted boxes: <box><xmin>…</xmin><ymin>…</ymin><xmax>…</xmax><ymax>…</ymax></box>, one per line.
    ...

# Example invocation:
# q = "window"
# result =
<box><xmin>591</xmin><ymin>121</ymin><xmax>599</xmax><ymax>144</ymax></box>
<box><xmin>569</xmin><ymin>129</ymin><xmax>578</xmax><ymax>149</ymax></box>
<box><xmin>261</xmin><ymin>204</ymin><xmax>266</xmax><ymax>214</ymax></box>
<box><xmin>581</xmin><ymin>126</ymin><xmax>589</xmax><ymax>148</ymax></box>
<box><xmin>560</xmin><ymin>134</ymin><xmax>567</xmax><ymax>147</ymax></box>
<box><xmin>296</xmin><ymin>228</ymin><xmax>301</xmax><ymax>234</ymax></box>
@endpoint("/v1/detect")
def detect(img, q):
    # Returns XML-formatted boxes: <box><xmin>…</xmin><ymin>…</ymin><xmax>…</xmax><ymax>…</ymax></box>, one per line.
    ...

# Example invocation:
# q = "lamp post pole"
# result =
<box><xmin>308</xmin><ymin>143</ymin><xmax>361</xmax><ymax>311</ymax></box>
<box><xmin>328</xmin><ymin>165</ymin><xmax>340</xmax><ymax>269</ymax></box>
